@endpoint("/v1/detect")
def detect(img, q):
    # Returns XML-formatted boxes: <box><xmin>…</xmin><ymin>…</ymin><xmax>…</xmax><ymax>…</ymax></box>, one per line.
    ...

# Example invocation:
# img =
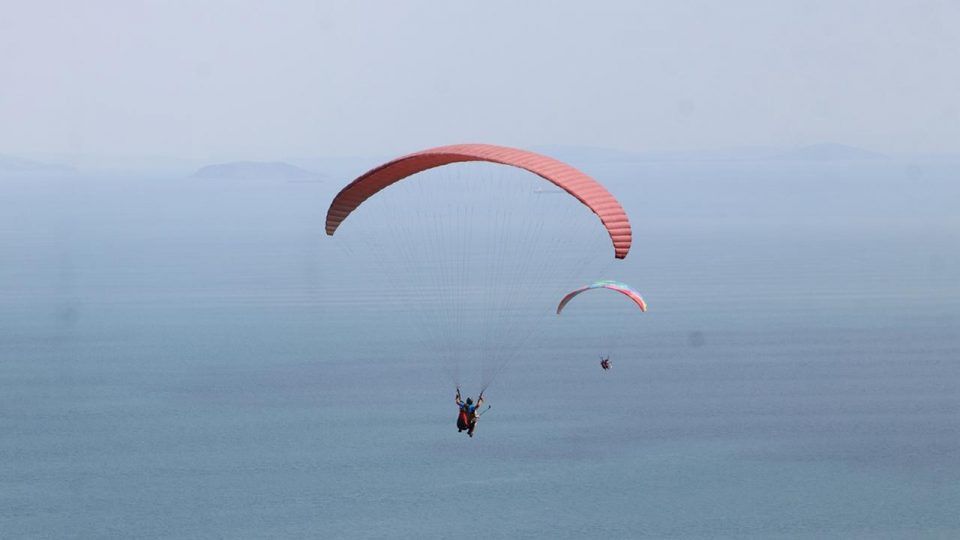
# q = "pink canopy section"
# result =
<box><xmin>556</xmin><ymin>280</ymin><xmax>648</xmax><ymax>314</ymax></box>
<box><xmin>324</xmin><ymin>143</ymin><xmax>632</xmax><ymax>259</ymax></box>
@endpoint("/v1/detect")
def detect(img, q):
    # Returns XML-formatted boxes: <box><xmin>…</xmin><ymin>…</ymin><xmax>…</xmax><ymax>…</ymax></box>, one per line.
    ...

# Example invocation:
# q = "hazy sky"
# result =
<box><xmin>2</xmin><ymin>0</ymin><xmax>958</xmax><ymax>161</ymax></box>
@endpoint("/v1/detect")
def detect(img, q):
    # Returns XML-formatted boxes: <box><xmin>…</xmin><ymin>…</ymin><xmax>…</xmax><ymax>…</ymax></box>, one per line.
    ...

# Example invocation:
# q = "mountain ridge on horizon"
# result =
<box><xmin>7</xmin><ymin>143</ymin><xmax>959</xmax><ymax>176</ymax></box>
<box><xmin>191</xmin><ymin>160</ymin><xmax>322</xmax><ymax>181</ymax></box>
<box><xmin>534</xmin><ymin>142</ymin><xmax>886</xmax><ymax>163</ymax></box>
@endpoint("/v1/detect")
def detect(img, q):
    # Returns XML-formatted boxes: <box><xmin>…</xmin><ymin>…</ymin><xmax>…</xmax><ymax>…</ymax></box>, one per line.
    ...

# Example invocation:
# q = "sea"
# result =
<box><xmin>1</xmin><ymin>155</ymin><xmax>958</xmax><ymax>539</ymax></box>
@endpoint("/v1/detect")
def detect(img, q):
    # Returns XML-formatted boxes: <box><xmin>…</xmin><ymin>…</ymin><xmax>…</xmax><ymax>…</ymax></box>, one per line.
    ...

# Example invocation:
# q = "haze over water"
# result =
<box><xmin>2</xmin><ymin>153</ymin><xmax>958</xmax><ymax>538</ymax></box>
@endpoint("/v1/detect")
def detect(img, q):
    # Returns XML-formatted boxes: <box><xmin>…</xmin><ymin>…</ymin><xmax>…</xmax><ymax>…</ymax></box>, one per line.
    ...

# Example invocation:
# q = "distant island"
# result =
<box><xmin>191</xmin><ymin>161</ymin><xmax>321</xmax><ymax>181</ymax></box>
<box><xmin>0</xmin><ymin>154</ymin><xmax>76</xmax><ymax>174</ymax></box>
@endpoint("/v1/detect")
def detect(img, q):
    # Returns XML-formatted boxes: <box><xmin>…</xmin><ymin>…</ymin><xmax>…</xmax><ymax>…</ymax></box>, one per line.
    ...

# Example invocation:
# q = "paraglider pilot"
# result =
<box><xmin>455</xmin><ymin>387</ymin><xmax>484</xmax><ymax>438</ymax></box>
<box><xmin>600</xmin><ymin>356</ymin><xmax>611</xmax><ymax>370</ymax></box>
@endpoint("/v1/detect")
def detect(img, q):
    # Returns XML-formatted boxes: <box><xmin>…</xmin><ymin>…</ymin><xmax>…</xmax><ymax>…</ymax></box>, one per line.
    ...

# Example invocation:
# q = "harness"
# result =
<box><xmin>457</xmin><ymin>403</ymin><xmax>473</xmax><ymax>429</ymax></box>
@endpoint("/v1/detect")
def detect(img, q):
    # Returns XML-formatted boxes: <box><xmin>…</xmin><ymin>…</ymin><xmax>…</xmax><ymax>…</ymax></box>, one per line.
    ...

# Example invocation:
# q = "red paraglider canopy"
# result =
<box><xmin>325</xmin><ymin>143</ymin><xmax>632</xmax><ymax>259</ymax></box>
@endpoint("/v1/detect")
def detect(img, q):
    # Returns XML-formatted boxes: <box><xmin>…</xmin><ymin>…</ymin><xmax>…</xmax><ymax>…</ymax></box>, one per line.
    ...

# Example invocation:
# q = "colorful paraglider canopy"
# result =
<box><xmin>556</xmin><ymin>280</ymin><xmax>648</xmax><ymax>314</ymax></box>
<box><xmin>324</xmin><ymin>143</ymin><xmax>632</xmax><ymax>259</ymax></box>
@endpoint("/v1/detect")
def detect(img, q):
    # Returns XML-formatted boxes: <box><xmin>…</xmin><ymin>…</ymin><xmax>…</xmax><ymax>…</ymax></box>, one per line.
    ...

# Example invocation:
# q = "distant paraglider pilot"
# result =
<box><xmin>600</xmin><ymin>356</ymin><xmax>611</xmax><ymax>370</ymax></box>
<box><xmin>455</xmin><ymin>387</ymin><xmax>484</xmax><ymax>438</ymax></box>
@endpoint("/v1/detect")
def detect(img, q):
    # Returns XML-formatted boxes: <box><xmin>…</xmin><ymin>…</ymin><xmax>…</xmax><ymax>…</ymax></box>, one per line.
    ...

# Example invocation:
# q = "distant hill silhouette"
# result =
<box><xmin>192</xmin><ymin>161</ymin><xmax>321</xmax><ymax>180</ymax></box>
<box><xmin>535</xmin><ymin>143</ymin><xmax>882</xmax><ymax>163</ymax></box>
<box><xmin>533</xmin><ymin>145</ymin><xmax>641</xmax><ymax>162</ymax></box>
<box><xmin>777</xmin><ymin>143</ymin><xmax>882</xmax><ymax>161</ymax></box>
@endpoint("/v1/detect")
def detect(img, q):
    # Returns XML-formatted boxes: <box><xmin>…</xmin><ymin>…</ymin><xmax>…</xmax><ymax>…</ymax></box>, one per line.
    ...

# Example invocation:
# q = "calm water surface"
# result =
<box><xmin>1</xmin><ymin>160</ymin><xmax>958</xmax><ymax>538</ymax></box>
